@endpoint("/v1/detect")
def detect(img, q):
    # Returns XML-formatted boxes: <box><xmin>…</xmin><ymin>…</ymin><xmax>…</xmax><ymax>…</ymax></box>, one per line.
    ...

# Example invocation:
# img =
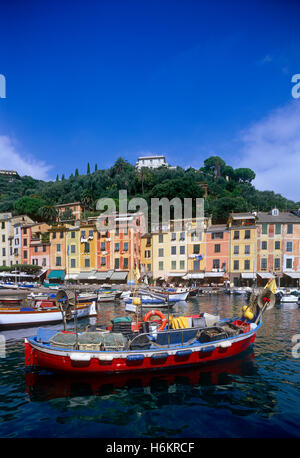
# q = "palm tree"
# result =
<box><xmin>39</xmin><ymin>205</ymin><xmax>58</xmax><ymax>224</ymax></box>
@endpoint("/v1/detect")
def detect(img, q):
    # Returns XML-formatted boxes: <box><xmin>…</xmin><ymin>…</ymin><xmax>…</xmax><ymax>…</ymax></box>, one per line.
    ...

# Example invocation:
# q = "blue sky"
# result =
<box><xmin>0</xmin><ymin>0</ymin><xmax>300</xmax><ymax>200</ymax></box>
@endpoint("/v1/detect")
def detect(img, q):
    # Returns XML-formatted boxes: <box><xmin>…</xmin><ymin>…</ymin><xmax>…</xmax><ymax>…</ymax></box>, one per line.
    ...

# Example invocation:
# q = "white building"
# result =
<box><xmin>135</xmin><ymin>155</ymin><xmax>170</xmax><ymax>170</ymax></box>
<box><xmin>0</xmin><ymin>213</ymin><xmax>34</xmax><ymax>266</ymax></box>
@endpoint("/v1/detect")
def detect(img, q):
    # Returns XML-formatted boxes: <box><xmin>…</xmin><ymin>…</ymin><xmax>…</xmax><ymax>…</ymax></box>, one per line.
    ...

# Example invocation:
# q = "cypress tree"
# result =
<box><xmin>75</xmin><ymin>168</ymin><xmax>79</xmax><ymax>177</ymax></box>
<box><xmin>87</xmin><ymin>163</ymin><xmax>90</xmax><ymax>175</ymax></box>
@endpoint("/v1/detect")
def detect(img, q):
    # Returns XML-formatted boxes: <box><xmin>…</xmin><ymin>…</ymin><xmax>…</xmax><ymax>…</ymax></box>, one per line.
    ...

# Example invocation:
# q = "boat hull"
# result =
<box><xmin>24</xmin><ymin>325</ymin><xmax>258</xmax><ymax>375</ymax></box>
<box><xmin>0</xmin><ymin>302</ymin><xmax>96</xmax><ymax>329</ymax></box>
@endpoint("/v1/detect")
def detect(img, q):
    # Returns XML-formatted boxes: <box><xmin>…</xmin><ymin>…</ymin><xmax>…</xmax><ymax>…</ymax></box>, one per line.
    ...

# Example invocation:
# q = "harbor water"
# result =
<box><xmin>0</xmin><ymin>294</ymin><xmax>300</xmax><ymax>438</ymax></box>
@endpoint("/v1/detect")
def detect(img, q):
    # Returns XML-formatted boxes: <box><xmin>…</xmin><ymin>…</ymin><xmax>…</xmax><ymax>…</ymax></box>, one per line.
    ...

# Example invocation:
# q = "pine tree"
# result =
<box><xmin>61</xmin><ymin>174</ymin><xmax>65</xmax><ymax>181</ymax></box>
<box><xmin>87</xmin><ymin>163</ymin><xmax>90</xmax><ymax>175</ymax></box>
<box><xmin>75</xmin><ymin>168</ymin><xmax>79</xmax><ymax>177</ymax></box>
<box><xmin>56</xmin><ymin>174</ymin><xmax>59</xmax><ymax>182</ymax></box>
<box><xmin>95</xmin><ymin>163</ymin><xmax>98</xmax><ymax>172</ymax></box>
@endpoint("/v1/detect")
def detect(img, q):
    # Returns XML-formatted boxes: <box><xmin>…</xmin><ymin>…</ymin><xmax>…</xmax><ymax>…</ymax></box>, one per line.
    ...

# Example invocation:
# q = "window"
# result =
<box><xmin>245</xmin><ymin>245</ymin><xmax>250</xmax><ymax>255</ymax></box>
<box><xmin>84</xmin><ymin>258</ymin><xmax>90</xmax><ymax>268</ymax></box>
<box><xmin>214</xmin><ymin>244</ymin><xmax>220</xmax><ymax>253</ymax></box>
<box><xmin>193</xmin><ymin>244</ymin><xmax>200</xmax><ymax>254</ymax></box>
<box><xmin>71</xmin><ymin>245</ymin><xmax>76</xmax><ymax>253</ymax></box>
<box><xmin>287</xmin><ymin>224</ymin><xmax>293</xmax><ymax>234</ymax></box>
<box><xmin>23</xmin><ymin>239</ymin><xmax>27</xmax><ymax>246</ymax></box>
<box><xmin>159</xmin><ymin>234</ymin><xmax>164</xmax><ymax>243</ymax></box>
<box><xmin>212</xmin><ymin>232</ymin><xmax>223</xmax><ymax>239</ymax></box>
<box><xmin>180</xmin><ymin>260</ymin><xmax>185</xmax><ymax>270</ymax></box>
<box><xmin>180</xmin><ymin>246</ymin><xmax>185</xmax><ymax>255</ymax></box>
<box><xmin>262</xmin><ymin>224</ymin><xmax>268</xmax><ymax>235</ymax></box>
<box><xmin>123</xmin><ymin>258</ymin><xmax>128</xmax><ymax>269</ymax></box>
<box><xmin>2</xmin><ymin>235</ymin><xmax>5</xmax><ymax>242</ymax></box>
<box><xmin>286</xmin><ymin>258</ymin><xmax>293</xmax><ymax>269</ymax></box>
<box><xmin>71</xmin><ymin>231</ymin><xmax>75</xmax><ymax>238</ymax></box>
<box><xmin>42</xmin><ymin>245</ymin><xmax>46</xmax><ymax>252</ymax></box>
<box><xmin>171</xmin><ymin>233</ymin><xmax>176</xmax><ymax>241</ymax></box>
<box><xmin>171</xmin><ymin>246</ymin><xmax>176</xmax><ymax>255</ymax></box>
<box><xmin>56</xmin><ymin>256</ymin><xmax>61</xmax><ymax>266</ymax></box>
<box><xmin>81</xmin><ymin>230</ymin><xmax>85</xmax><ymax>238</ymax></box>
<box><xmin>261</xmin><ymin>241</ymin><xmax>267</xmax><ymax>250</ymax></box>
<box><xmin>179</xmin><ymin>232</ymin><xmax>185</xmax><ymax>241</ymax></box>
<box><xmin>244</xmin><ymin>260</ymin><xmax>250</xmax><ymax>270</ymax></box>
<box><xmin>147</xmin><ymin>264</ymin><xmax>151</xmax><ymax>272</ymax></box>
<box><xmin>23</xmin><ymin>250</ymin><xmax>27</xmax><ymax>259</ymax></box>
<box><xmin>244</xmin><ymin>230</ymin><xmax>250</xmax><ymax>239</ymax></box>
<box><xmin>2</xmin><ymin>248</ymin><xmax>5</xmax><ymax>256</ymax></box>
<box><xmin>171</xmin><ymin>260</ymin><xmax>176</xmax><ymax>270</ymax></box>
<box><xmin>71</xmin><ymin>259</ymin><xmax>76</xmax><ymax>268</ymax></box>
<box><xmin>84</xmin><ymin>242</ymin><xmax>90</xmax><ymax>253</ymax></box>
<box><xmin>114</xmin><ymin>243</ymin><xmax>119</xmax><ymax>252</ymax></box>
<box><xmin>158</xmin><ymin>248</ymin><xmax>164</xmax><ymax>257</ymax></box>
<box><xmin>88</xmin><ymin>230</ymin><xmax>93</xmax><ymax>238</ymax></box>
<box><xmin>233</xmin><ymin>231</ymin><xmax>240</xmax><ymax>240</ymax></box>
<box><xmin>145</xmin><ymin>250</ymin><xmax>151</xmax><ymax>258</ymax></box>
<box><xmin>101</xmin><ymin>257</ymin><xmax>106</xmax><ymax>266</ymax></box>
<box><xmin>34</xmin><ymin>246</ymin><xmax>38</xmax><ymax>253</ymax></box>
<box><xmin>123</xmin><ymin>242</ymin><xmax>128</xmax><ymax>251</ymax></box>
<box><xmin>1</xmin><ymin>222</ymin><xmax>5</xmax><ymax>229</ymax></box>
<box><xmin>56</xmin><ymin>244</ymin><xmax>61</xmax><ymax>252</ymax></box>
<box><xmin>286</xmin><ymin>241</ymin><xmax>293</xmax><ymax>252</ymax></box>
<box><xmin>275</xmin><ymin>241</ymin><xmax>280</xmax><ymax>250</ymax></box>
<box><xmin>213</xmin><ymin>259</ymin><xmax>220</xmax><ymax>269</ymax></box>
<box><xmin>114</xmin><ymin>258</ymin><xmax>119</xmax><ymax>269</ymax></box>
<box><xmin>274</xmin><ymin>258</ymin><xmax>280</xmax><ymax>270</ymax></box>
<box><xmin>42</xmin><ymin>258</ymin><xmax>46</xmax><ymax>266</ymax></box>
<box><xmin>233</xmin><ymin>260</ymin><xmax>239</xmax><ymax>270</ymax></box>
<box><xmin>275</xmin><ymin>224</ymin><xmax>281</xmax><ymax>235</ymax></box>
<box><xmin>158</xmin><ymin>261</ymin><xmax>164</xmax><ymax>270</ymax></box>
<box><xmin>261</xmin><ymin>258</ymin><xmax>267</xmax><ymax>270</ymax></box>
<box><xmin>193</xmin><ymin>260</ymin><xmax>200</xmax><ymax>271</ymax></box>
<box><xmin>23</xmin><ymin>227</ymin><xmax>27</xmax><ymax>235</ymax></box>
<box><xmin>100</xmin><ymin>242</ymin><xmax>106</xmax><ymax>251</ymax></box>
<box><xmin>60</xmin><ymin>231</ymin><xmax>64</xmax><ymax>239</ymax></box>
<box><xmin>234</xmin><ymin>245</ymin><xmax>239</xmax><ymax>255</ymax></box>
<box><xmin>52</xmin><ymin>232</ymin><xmax>56</xmax><ymax>239</ymax></box>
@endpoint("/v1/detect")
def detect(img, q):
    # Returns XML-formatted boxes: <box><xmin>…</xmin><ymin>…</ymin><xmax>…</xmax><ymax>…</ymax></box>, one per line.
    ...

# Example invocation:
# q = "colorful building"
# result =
<box><xmin>65</xmin><ymin>225</ymin><xmax>81</xmax><ymax>280</ymax></box>
<box><xmin>140</xmin><ymin>233</ymin><xmax>152</xmax><ymax>279</ymax></box>
<box><xmin>256</xmin><ymin>209</ymin><xmax>300</xmax><ymax>286</ymax></box>
<box><xmin>204</xmin><ymin>224</ymin><xmax>229</xmax><ymax>285</ymax></box>
<box><xmin>0</xmin><ymin>213</ymin><xmax>33</xmax><ymax>266</ymax></box>
<box><xmin>228</xmin><ymin>212</ymin><xmax>257</xmax><ymax>286</ymax></box>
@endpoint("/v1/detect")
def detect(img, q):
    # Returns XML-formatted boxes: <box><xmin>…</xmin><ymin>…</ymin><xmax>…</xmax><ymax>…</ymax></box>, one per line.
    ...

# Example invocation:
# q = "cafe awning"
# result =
<box><xmin>241</xmin><ymin>273</ymin><xmax>257</xmax><ymax>279</ymax></box>
<box><xmin>77</xmin><ymin>271</ymin><xmax>97</xmax><ymax>280</ymax></box>
<box><xmin>47</xmin><ymin>270</ymin><xmax>65</xmax><ymax>280</ymax></box>
<box><xmin>95</xmin><ymin>271</ymin><xmax>113</xmax><ymax>280</ymax></box>
<box><xmin>284</xmin><ymin>272</ymin><xmax>300</xmax><ymax>279</ymax></box>
<box><xmin>183</xmin><ymin>273</ymin><xmax>205</xmax><ymax>279</ymax></box>
<box><xmin>204</xmin><ymin>272</ymin><xmax>225</xmax><ymax>277</ymax></box>
<box><xmin>257</xmin><ymin>272</ymin><xmax>275</xmax><ymax>279</ymax></box>
<box><xmin>110</xmin><ymin>271</ymin><xmax>128</xmax><ymax>281</ymax></box>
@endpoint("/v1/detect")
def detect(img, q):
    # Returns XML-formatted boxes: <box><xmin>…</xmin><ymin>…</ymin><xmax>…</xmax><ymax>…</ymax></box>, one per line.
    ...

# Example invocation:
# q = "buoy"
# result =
<box><xmin>132</xmin><ymin>297</ymin><xmax>141</xmax><ymax>306</ymax></box>
<box><xmin>244</xmin><ymin>308</ymin><xmax>254</xmax><ymax>320</ymax></box>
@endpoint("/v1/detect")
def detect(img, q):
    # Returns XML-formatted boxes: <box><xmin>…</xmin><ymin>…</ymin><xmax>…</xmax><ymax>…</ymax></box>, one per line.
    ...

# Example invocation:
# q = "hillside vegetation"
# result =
<box><xmin>0</xmin><ymin>156</ymin><xmax>298</xmax><ymax>224</ymax></box>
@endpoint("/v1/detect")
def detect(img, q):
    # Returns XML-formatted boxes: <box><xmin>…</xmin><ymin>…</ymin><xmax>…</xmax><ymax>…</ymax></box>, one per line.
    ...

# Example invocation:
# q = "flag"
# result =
<box><xmin>264</xmin><ymin>278</ymin><xmax>277</xmax><ymax>294</ymax></box>
<box><xmin>135</xmin><ymin>267</ymin><xmax>140</xmax><ymax>281</ymax></box>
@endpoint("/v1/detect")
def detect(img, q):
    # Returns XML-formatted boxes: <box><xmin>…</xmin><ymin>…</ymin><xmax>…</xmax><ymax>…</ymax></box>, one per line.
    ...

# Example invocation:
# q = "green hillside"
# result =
<box><xmin>0</xmin><ymin>156</ymin><xmax>298</xmax><ymax>224</ymax></box>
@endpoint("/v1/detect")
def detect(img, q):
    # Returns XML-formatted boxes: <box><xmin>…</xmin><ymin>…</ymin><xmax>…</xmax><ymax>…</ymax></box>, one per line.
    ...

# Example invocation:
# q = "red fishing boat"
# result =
<box><xmin>24</xmin><ymin>287</ymin><xmax>274</xmax><ymax>375</ymax></box>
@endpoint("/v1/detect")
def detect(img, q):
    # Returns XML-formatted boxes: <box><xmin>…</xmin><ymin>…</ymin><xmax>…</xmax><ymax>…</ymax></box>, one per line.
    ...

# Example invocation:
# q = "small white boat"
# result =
<box><xmin>97</xmin><ymin>291</ymin><xmax>116</xmax><ymax>302</ymax></box>
<box><xmin>280</xmin><ymin>294</ymin><xmax>298</xmax><ymax>303</ymax></box>
<box><xmin>0</xmin><ymin>302</ymin><xmax>97</xmax><ymax>329</ymax></box>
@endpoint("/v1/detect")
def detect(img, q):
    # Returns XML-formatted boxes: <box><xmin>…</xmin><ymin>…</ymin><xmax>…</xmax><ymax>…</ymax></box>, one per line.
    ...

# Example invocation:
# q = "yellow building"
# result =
<box><xmin>65</xmin><ymin>225</ymin><xmax>81</xmax><ymax>280</ymax></box>
<box><xmin>79</xmin><ymin>222</ymin><xmax>97</xmax><ymax>273</ymax></box>
<box><xmin>228</xmin><ymin>212</ymin><xmax>257</xmax><ymax>286</ymax></box>
<box><xmin>141</xmin><ymin>233</ymin><xmax>152</xmax><ymax>278</ymax></box>
<box><xmin>152</xmin><ymin>221</ymin><xmax>188</xmax><ymax>283</ymax></box>
<box><xmin>187</xmin><ymin>224</ymin><xmax>206</xmax><ymax>280</ymax></box>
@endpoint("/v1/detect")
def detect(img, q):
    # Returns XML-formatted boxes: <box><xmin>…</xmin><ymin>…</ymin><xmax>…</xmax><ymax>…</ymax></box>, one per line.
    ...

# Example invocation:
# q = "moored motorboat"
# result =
<box><xmin>0</xmin><ymin>301</ymin><xmax>97</xmax><ymax>329</ymax></box>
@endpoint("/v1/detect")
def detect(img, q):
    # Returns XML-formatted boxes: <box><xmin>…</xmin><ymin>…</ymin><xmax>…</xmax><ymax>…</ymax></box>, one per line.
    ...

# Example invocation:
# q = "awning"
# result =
<box><xmin>284</xmin><ymin>272</ymin><xmax>300</xmax><ymax>279</ymax></box>
<box><xmin>110</xmin><ymin>271</ymin><xmax>128</xmax><ymax>281</ymax></box>
<box><xmin>167</xmin><ymin>272</ymin><xmax>186</xmax><ymax>277</ymax></box>
<box><xmin>257</xmin><ymin>272</ymin><xmax>275</xmax><ymax>279</ymax></box>
<box><xmin>65</xmin><ymin>273</ymin><xmax>79</xmax><ymax>280</ymax></box>
<box><xmin>47</xmin><ymin>270</ymin><xmax>65</xmax><ymax>280</ymax></box>
<box><xmin>183</xmin><ymin>273</ymin><xmax>205</xmax><ymax>279</ymax></box>
<box><xmin>204</xmin><ymin>272</ymin><xmax>225</xmax><ymax>277</ymax></box>
<box><xmin>77</xmin><ymin>270</ymin><xmax>97</xmax><ymax>280</ymax></box>
<box><xmin>241</xmin><ymin>273</ymin><xmax>257</xmax><ymax>279</ymax></box>
<box><xmin>95</xmin><ymin>271</ymin><xmax>113</xmax><ymax>280</ymax></box>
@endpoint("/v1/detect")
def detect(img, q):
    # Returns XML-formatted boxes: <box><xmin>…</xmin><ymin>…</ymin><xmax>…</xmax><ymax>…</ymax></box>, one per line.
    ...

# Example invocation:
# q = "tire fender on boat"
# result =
<box><xmin>144</xmin><ymin>309</ymin><xmax>168</xmax><ymax>331</ymax></box>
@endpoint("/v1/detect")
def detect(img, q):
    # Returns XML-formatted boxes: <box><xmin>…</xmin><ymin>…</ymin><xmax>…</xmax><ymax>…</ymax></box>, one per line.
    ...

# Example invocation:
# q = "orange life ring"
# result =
<box><xmin>144</xmin><ymin>309</ymin><xmax>168</xmax><ymax>331</ymax></box>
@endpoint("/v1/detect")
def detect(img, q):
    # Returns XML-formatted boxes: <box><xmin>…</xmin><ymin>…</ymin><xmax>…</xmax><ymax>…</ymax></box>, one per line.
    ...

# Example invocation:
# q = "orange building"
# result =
<box><xmin>205</xmin><ymin>224</ymin><xmax>229</xmax><ymax>284</ymax></box>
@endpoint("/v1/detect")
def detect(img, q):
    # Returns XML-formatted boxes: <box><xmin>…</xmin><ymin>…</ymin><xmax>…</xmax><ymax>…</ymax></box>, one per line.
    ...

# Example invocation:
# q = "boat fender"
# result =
<box><xmin>98</xmin><ymin>354</ymin><xmax>114</xmax><ymax>362</ymax></box>
<box><xmin>69</xmin><ymin>353</ymin><xmax>91</xmax><ymax>362</ymax></box>
<box><xmin>200</xmin><ymin>345</ymin><xmax>216</xmax><ymax>352</ymax></box>
<box><xmin>126</xmin><ymin>353</ymin><xmax>145</xmax><ymax>361</ymax></box>
<box><xmin>219</xmin><ymin>341</ymin><xmax>232</xmax><ymax>348</ymax></box>
<box><xmin>144</xmin><ymin>310</ymin><xmax>168</xmax><ymax>331</ymax></box>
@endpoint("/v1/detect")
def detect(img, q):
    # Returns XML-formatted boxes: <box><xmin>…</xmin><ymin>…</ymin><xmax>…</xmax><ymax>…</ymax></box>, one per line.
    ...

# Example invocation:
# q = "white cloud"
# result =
<box><xmin>236</xmin><ymin>101</ymin><xmax>300</xmax><ymax>202</ymax></box>
<box><xmin>0</xmin><ymin>135</ymin><xmax>52</xmax><ymax>180</ymax></box>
